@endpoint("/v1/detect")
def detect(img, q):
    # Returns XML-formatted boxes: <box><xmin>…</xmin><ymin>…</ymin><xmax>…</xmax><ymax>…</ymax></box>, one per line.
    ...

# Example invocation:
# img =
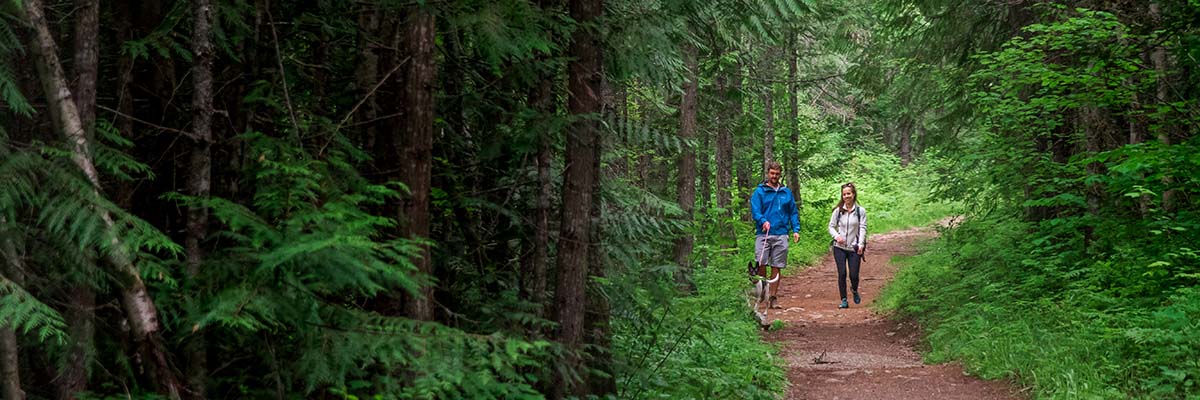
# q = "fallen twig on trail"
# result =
<box><xmin>812</xmin><ymin>350</ymin><xmax>839</xmax><ymax>365</ymax></box>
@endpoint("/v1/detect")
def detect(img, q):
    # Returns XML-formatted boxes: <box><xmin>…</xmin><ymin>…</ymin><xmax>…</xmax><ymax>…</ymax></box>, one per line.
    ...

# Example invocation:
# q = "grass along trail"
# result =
<box><xmin>764</xmin><ymin>224</ymin><xmax>1026</xmax><ymax>400</ymax></box>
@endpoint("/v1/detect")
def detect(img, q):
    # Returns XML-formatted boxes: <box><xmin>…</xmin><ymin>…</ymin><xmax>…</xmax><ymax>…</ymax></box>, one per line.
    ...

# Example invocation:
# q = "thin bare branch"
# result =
<box><xmin>317</xmin><ymin>57</ymin><xmax>410</xmax><ymax>157</ymax></box>
<box><xmin>97</xmin><ymin>104</ymin><xmax>200</xmax><ymax>141</ymax></box>
<box><xmin>265</xmin><ymin>0</ymin><xmax>301</xmax><ymax>134</ymax></box>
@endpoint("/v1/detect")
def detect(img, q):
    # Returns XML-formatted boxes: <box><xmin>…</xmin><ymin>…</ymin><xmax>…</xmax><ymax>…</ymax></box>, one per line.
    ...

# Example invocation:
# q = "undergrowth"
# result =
<box><xmin>879</xmin><ymin>212</ymin><xmax>1200</xmax><ymax>399</ymax></box>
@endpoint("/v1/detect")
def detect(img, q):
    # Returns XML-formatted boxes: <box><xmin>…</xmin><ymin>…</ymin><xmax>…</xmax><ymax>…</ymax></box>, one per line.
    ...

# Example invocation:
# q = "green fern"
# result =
<box><xmin>0</xmin><ymin>271</ymin><xmax>67</xmax><ymax>344</ymax></box>
<box><xmin>175</xmin><ymin>131</ymin><xmax>553</xmax><ymax>397</ymax></box>
<box><xmin>0</xmin><ymin>63</ymin><xmax>31</xmax><ymax>117</ymax></box>
<box><xmin>92</xmin><ymin>119</ymin><xmax>155</xmax><ymax>181</ymax></box>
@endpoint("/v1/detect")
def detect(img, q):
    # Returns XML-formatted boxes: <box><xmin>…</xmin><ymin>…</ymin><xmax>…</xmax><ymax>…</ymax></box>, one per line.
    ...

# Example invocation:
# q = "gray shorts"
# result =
<box><xmin>755</xmin><ymin>234</ymin><xmax>789</xmax><ymax>268</ymax></box>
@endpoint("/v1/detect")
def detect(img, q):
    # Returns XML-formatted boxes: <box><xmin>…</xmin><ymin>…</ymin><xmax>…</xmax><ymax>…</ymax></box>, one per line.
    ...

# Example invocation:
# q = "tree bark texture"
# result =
<box><xmin>899</xmin><ymin>117</ymin><xmax>912</xmax><ymax>167</ymax></box>
<box><xmin>58</xmin><ymin>1</ymin><xmax>101</xmax><ymax>397</ymax></box>
<box><xmin>185</xmin><ymin>0</ymin><xmax>216</xmax><ymax>396</ymax></box>
<box><xmin>763</xmin><ymin>90</ymin><xmax>775</xmax><ymax>171</ymax></box>
<box><xmin>1149</xmin><ymin>1</ymin><xmax>1177</xmax><ymax>212</ymax></box>
<box><xmin>584</xmin><ymin>118</ymin><xmax>614</xmax><ymax>396</ymax></box>
<box><xmin>554</xmin><ymin>0</ymin><xmax>602</xmax><ymax>396</ymax></box>
<box><xmin>524</xmin><ymin>30</ymin><xmax>557</xmax><ymax>317</ymax></box>
<box><xmin>0</xmin><ymin>327</ymin><xmax>20</xmax><ymax>400</ymax></box>
<box><xmin>731</xmin><ymin>72</ymin><xmax>749</xmax><ymax>222</ymax></box>
<box><xmin>699</xmin><ymin>114</ymin><xmax>712</xmax><ymax>217</ymax></box>
<box><xmin>715</xmin><ymin>73</ymin><xmax>733</xmax><ymax>217</ymax></box>
<box><xmin>520</xmin><ymin>0</ymin><xmax>561</xmax><ymax>321</ymax></box>
<box><xmin>400</xmin><ymin>7</ymin><xmax>436</xmax><ymax>321</ymax></box>
<box><xmin>56</xmin><ymin>288</ymin><xmax>94</xmax><ymax>400</ymax></box>
<box><xmin>19</xmin><ymin>1</ymin><xmax>185</xmax><ymax>398</ymax></box>
<box><xmin>672</xmin><ymin>44</ymin><xmax>698</xmax><ymax>291</ymax></box>
<box><xmin>72</xmin><ymin>0</ymin><xmax>99</xmax><ymax>138</ymax></box>
<box><xmin>1</xmin><ymin>217</ymin><xmax>26</xmax><ymax>400</ymax></box>
<box><xmin>787</xmin><ymin>44</ymin><xmax>801</xmax><ymax>205</ymax></box>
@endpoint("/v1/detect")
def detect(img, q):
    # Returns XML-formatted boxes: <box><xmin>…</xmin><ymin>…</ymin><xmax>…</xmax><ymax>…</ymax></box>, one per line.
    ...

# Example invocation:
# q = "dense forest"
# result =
<box><xmin>0</xmin><ymin>0</ymin><xmax>1197</xmax><ymax>399</ymax></box>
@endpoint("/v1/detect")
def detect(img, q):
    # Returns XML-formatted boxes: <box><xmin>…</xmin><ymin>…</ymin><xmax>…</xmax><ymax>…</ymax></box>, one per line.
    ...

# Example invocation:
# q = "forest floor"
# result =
<box><xmin>764</xmin><ymin>223</ymin><xmax>1028</xmax><ymax>400</ymax></box>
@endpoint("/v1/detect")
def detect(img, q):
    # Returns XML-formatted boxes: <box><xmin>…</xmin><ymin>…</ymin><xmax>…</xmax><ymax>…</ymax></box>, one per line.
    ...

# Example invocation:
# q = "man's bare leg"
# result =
<box><xmin>769</xmin><ymin>267</ymin><xmax>782</xmax><ymax>309</ymax></box>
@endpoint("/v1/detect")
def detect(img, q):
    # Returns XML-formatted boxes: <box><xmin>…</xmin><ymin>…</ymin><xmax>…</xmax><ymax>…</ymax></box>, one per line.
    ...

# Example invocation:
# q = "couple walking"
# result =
<box><xmin>750</xmin><ymin>161</ymin><xmax>867</xmax><ymax>310</ymax></box>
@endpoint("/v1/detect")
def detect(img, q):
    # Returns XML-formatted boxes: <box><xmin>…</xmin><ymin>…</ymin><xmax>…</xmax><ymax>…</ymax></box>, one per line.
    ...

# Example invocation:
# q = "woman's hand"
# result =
<box><xmin>835</xmin><ymin>235</ymin><xmax>845</xmax><ymax>246</ymax></box>
<box><xmin>856</xmin><ymin>245</ymin><xmax>863</xmax><ymax>255</ymax></box>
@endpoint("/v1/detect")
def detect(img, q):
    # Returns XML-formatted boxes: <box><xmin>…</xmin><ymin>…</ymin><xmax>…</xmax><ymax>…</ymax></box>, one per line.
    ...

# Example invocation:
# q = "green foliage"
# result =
<box><xmin>788</xmin><ymin>144</ymin><xmax>957</xmax><ymax>266</ymax></box>
<box><xmin>0</xmin><ymin>275</ymin><xmax>67</xmax><ymax>344</ymax></box>
<box><xmin>0</xmin><ymin>143</ymin><xmax>177</xmax><ymax>348</ymax></box>
<box><xmin>121</xmin><ymin>0</ymin><xmax>193</xmax><ymax>61</ymax></box>
<box><xmin>177</xmin><ymin>133</ymin><xmax>550</xmax><ymax>398</ymax></box>
<box><xmin>875</xmin><ymin>7</ymin><xmax>1200</xmax><ymax>398</ymax></box>
<box><xmin>611</xmin><ymin>248</ymin><xmax>786</xmax><ymax>400</ymax></box>
<box><xmin>0</xmin><ymin>10</ymin><xmax>29</xmax><ymax>119</ymax></box>
<box><xmin>603</xmin><ymin>127</ymin><xmax>786</xmax><ymax>398</ymax></box>
<box><xmin>0</xmin><ymin>63</ymin><xmax>31</xmax><ymax>117</ymax></box>
<box><xmin>0</xmin><ymin>0</ymin><xmax>978</xmax><ymax>398</ymax></box>
<box><xmin>879</xmin><ymin>208</ymin><xmax>1200</xmax><ymax>399</ymax></box>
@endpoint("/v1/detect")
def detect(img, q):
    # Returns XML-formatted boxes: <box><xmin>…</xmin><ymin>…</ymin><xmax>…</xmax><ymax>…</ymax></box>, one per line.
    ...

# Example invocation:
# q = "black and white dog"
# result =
<box><xmin>748</xmin><ymin>261</ymin><xmax>780</xmax><ymax>328</ymax></box>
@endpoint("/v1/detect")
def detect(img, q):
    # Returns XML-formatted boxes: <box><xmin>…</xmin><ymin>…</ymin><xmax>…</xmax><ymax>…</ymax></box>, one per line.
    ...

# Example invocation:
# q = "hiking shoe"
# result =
<box><xmin>769</xmin><ymin>296</ymin><xmax>782</xmax><ymax>309</ymax></box>
<box><xmin>853</xmin><ymin>291</ymin><xmax>861</xmax><ymax>304</ymax></box>
<box><xmin>838</xmin><ymin>298</ymin><xmax>849</xmax><ymax>309</ymax></box>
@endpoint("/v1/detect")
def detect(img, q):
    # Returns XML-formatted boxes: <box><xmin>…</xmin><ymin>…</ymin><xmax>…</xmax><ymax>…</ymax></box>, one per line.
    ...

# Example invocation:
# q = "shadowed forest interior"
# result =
<box><xmin>1</xmin><ymin>0</ymin><xmax>1199</xmax><ymax>399</ymax></box>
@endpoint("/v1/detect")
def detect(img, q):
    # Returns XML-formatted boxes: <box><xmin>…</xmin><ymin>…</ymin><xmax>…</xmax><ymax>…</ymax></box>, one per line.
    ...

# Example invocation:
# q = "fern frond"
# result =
<box><xmin>0</xmin><ymin>18</ymin><xmax>23</xmax><ymax>56</ymax></box>
<box><xmin>92</xmin><ymin>119</ymin><xmax>155</xmax><ymax>181</ymax></box>
<box><xmin>609</xmin><ymin>115</ymin><xmax>686</xmax><ymax>154</ymax></box>
<box><xmin>0</xmin><ymin>63</ymin><xmax>32</xmax><ymax>117</ymax></box>
<box><xmin>0</xmin><ymin>276</ymin><xmax>67</xmax><ymax>344</ymax></box>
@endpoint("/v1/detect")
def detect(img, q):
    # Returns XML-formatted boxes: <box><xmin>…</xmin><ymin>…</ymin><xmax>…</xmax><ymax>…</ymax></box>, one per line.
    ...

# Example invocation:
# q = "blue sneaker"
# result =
<box><xmin>838</xmin><ymin>298</ymin><xmax>848</xmax><ymax>309</ymax></box>
<box><xmin>853</xmin><ymin>291</ymin><xmax>861</xmax><ymax>304</ymax></box>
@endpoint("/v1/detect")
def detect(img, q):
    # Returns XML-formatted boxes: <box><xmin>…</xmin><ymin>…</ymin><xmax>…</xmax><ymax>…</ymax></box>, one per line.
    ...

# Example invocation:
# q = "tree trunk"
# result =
<box><xmin>523</xmin><ymin>0</ymin><xmax>557</xmax><ymax>317</ymax></box>
<box><xmin>1082</xmin><ymin>106</ymin><xmax>1108</xmax><ymax>251</ymax></box>
<box><xmin>584</xmin><ymin>118</ymin><xmax>614</xmax><ymax>396</ymax></box>
<box><xmin>0</xmin><ymin>327</ymin><xmax>19</xmax><ymax>400</ymax></box>
<box><xmin>19</xmin><ymin>1</ymin><xmax>185</xmax><ymax>398</ymax></box>
<box><xmin>1129</xmin><ymin>49</ymin><xmax>1151</xmax><ymax>215</ymax></box>
<box><xmin>58</xmin><ymin>1</ymin><xmax>100</xmax><ymax>397</ymax></box>
<box><xmin>355</xmin><ymin>6</ymin><xmax>382</xmax><ymax>155</ymax></box>
<box><xmin>787</xmin><ymin>43</ymin><xmax>801</xmax><ymax>206</ymax></box>
<box><xmin>763</xmin><ymin>90</ymin><xmax>774</xmax><ymax>171</ymax></box>
<box><xmin>899</xmin><ymin>117</ymin><xmax>912</xmax><ymax>167</ymax></box>
<box><xmin>1</xmin><ymin>217</ymin><xmax>25</xmax><ymax>400</ymax></box>
<box><xmin>715</xmin><ymin>73</ymin><xmax>733</xmax><ymax>222</ymax></box>
<box><xmin>184</xmin><ymin>0</ymin><xmax>215</xmax><ymax>396</ymax></box>
<box><xmin>529</xmin><ymin>100</ymin><xmax>552</xmax><ymax>317</ymax></box>
<box><xmin>554</xmin><ymin>0</ymin><xmax>602</xmax><ymax>396</ymax></box>
<box><xmin>72</xmin><ymin>0</ymin><xmax>98</xmax><ymax>138</ymax></box>
<box><xmin>699</xmin><ymin>114</ymin><xmax>711</xmax><ymax>217</ymax></box>
<box><xmin>731</xmin><ymin>72</ymin><xmax>749</xmax><ymax>223</ymax></box>
<box><xmin>672</xmin><ymin>44</ymin><xmax>698</xmax><ymax>291</ymax></box>
<box><xmin>400</xmin><ymin>6</ymin><xmax>436</xmax><ymax>321</ymax></box>
<box><xmin>1149</xmin><ymin>1</ymin><xmax>1176</xmax><ymax>212</ymax></box>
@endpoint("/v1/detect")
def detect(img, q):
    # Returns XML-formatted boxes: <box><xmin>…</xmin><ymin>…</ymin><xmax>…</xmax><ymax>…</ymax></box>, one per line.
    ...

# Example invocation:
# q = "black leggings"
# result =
<box><xmin>832</xmin><ymin>246</ymin><xmax>860</xmax><ymax>299</ymax></box>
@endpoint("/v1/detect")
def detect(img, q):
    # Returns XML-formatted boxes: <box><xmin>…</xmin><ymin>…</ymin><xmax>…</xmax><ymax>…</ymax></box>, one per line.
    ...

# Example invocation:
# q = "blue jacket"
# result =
<box><xmin>750</xmin><ymin>182</ymin><xmax>801</xmax><ymax>236</ymax></box>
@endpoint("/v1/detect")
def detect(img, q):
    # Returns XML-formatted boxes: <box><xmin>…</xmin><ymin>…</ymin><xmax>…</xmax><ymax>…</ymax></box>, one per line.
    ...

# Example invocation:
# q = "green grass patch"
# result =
<box><xmin>611</xmin><ymin>248</ymin><xmax>787</xmax><ymax>399</ymax></box>
<box><xmin>878</xmin><ymin>215</ymin><xmax>1200</xmax><ymax>399</ymax></box>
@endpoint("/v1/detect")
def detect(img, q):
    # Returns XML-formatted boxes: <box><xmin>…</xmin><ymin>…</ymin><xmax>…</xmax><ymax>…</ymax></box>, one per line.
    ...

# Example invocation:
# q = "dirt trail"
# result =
<box><xmin>764</xmin><ymin>225</ymin><xmax>1026</xmax><ymax>400</ymax></box>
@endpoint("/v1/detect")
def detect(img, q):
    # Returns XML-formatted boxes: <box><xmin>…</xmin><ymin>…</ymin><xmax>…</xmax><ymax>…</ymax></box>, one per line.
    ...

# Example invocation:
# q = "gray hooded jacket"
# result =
<box><xmin>827</xmin><ymin>205</ymin><xmax>867</xmax><ymax>251</ymax></box>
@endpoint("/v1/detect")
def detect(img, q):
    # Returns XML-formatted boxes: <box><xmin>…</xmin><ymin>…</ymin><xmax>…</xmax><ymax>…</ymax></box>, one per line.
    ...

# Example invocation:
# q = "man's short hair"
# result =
<box><xmin>766</xmin><ymin>160</ymin><xmax>782</xmax><ymax>172</ymax></box>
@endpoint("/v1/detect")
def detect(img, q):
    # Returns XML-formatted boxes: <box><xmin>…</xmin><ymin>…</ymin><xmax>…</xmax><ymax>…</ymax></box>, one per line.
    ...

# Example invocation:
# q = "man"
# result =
<box><xmin>749</xmin><ymin>161</ymin><xmax>801</xmax><ymax>309</ymax></box>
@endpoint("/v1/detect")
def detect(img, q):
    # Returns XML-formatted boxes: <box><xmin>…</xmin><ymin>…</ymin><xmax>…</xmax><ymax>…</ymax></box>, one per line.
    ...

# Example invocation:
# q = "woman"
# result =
<box><xmin>828</xmin><ymin>182</ymin><xmax>867</xmax><ymax>309</ymax></box>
